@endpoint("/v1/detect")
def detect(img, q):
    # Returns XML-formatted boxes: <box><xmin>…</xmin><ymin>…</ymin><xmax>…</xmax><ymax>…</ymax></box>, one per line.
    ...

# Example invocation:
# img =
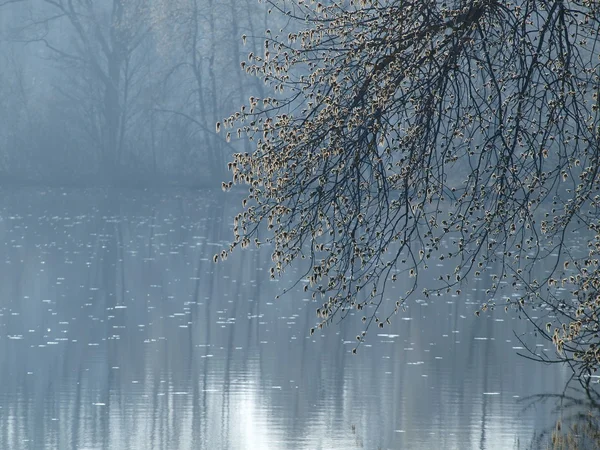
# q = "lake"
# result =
<box><xmin>0</xmin><ymin>188</ymin><xmax>583</xmax><ymax>449</ymax></box>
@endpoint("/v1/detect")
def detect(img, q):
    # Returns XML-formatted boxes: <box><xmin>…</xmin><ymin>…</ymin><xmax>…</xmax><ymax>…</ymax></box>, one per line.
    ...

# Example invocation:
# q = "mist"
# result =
<box><xmin>0</xmin><ymin>0</ymin><xmax>270</xmax><ymax>187</ymax></box>
<box><xmin>0</xmin><ymin>2</ymin><xmax>594</xmax><ymax>449</ymax></box>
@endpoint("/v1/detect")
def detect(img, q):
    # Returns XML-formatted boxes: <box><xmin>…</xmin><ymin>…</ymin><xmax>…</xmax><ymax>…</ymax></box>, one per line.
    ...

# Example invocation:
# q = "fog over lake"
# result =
<box><xmin>1</xmin><ymin>0</ymin><xmax>599</xmax><ymax>447</ymax></box>
<box><xmin>0</xmin><ymin>189</ymin><xmax>578</xmax><ymax>450</ymax></box>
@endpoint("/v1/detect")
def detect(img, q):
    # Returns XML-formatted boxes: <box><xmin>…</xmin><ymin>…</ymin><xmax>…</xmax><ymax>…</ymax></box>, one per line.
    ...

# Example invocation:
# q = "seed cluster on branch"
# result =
<box><xmin>218</xmin><ymin>0</ymin><xmax>600</xmax><ymax>364</ymax></box>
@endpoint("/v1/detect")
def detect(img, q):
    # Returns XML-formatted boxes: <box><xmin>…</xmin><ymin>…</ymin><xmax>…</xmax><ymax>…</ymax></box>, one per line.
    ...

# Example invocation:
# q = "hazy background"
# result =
<box><xmin>0</xmin><ymin>0</ymin><xmax>272</xmax><ymax>187</ymax></box>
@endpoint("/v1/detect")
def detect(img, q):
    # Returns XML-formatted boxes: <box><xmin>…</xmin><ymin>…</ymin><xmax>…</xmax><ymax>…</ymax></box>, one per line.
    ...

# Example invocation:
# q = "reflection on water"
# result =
<box><xmin>525</xmin><ymin>380</ymin><xmax>600</xmax><ymax>449</ymax></box>
<box><xmin>0</xmin><ymin>188</ymin><xmax>573</xmax><ymax>449</ymax></box>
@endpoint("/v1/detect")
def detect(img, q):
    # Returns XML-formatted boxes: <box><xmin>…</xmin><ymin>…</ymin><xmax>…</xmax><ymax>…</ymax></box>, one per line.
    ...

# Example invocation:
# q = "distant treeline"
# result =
<box><xmin>0</xmin><ymin>0</ymin><xmax>272</xmax><ymax>187</ymax></box>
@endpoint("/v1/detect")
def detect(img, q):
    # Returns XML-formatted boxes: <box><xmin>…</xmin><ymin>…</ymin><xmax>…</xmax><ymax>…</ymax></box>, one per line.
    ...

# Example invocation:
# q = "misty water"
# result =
<box><xmin>0</xmin><ymin>188</ymin><xmax>578</xmax><ymax>449</ymax></box>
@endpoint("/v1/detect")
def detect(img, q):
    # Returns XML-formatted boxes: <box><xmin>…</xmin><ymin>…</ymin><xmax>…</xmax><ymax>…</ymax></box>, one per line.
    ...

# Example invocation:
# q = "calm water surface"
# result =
<box><xmin>0</xmin><ymin>188</ymin><xmax>577</xmax><ymax>449</ymax></box>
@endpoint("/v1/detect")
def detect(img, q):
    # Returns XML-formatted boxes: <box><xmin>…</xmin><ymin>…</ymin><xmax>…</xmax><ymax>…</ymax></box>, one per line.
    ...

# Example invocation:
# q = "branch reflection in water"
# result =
<box><xmin>525</xmin><ymin>377</ymin><xmax>600</xmax><ymax>450</ymax></box>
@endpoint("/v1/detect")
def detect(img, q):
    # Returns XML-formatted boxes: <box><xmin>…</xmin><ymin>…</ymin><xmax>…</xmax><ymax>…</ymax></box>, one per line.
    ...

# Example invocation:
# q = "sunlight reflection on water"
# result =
<box><xmin>0</xmin><ymin>188</ymin><xmax>575</xmax><ymax>449</ymax></box>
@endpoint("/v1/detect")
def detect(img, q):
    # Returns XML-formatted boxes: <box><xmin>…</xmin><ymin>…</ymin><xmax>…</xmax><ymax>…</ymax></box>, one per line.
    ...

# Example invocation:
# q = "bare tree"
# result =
<box><xmin>0</xmin><ymin>0</ymin><xmax>269</xmax><ymax>185</ymax></box>
<box><xmin>220</xmin><ymin>0</ymin><xmax>600</xmax><ymax>364</ymax></box>
<box><xmin>16</xmin><ymin>0</ymin><xmax>154</xmax><ymax>180</ymax></box>
<box><xmin>152</xmin><ymin>0</ymin><xmax>267</xmax><ymax>181</ymax></box>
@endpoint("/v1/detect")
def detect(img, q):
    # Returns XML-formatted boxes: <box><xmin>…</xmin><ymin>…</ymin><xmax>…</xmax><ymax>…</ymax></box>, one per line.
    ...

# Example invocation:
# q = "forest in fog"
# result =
<box><xmin>0</xmin><ymin>0</ymin><xmax>268</xmax><ymax>187</ymax></box>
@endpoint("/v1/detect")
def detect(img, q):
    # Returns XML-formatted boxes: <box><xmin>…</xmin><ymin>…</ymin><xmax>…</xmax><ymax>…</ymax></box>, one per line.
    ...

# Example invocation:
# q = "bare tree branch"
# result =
<box><xmin>220</xmin><ymin>0</ymin><xmax>600</xmax><ymax>363</ymax></box>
